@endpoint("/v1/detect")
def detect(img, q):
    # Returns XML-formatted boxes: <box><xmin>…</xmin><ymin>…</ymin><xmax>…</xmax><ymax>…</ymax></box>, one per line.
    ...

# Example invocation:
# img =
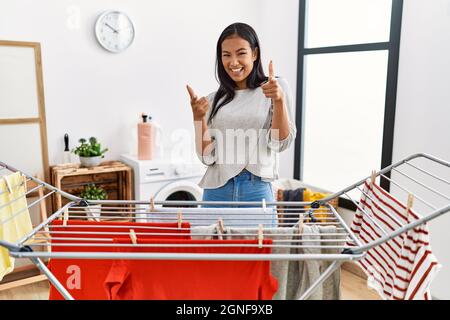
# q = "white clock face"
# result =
<box><xmin>95</xmin><ymin>11</ymin><xmax>135</xmax><ymax>53</ymax></box>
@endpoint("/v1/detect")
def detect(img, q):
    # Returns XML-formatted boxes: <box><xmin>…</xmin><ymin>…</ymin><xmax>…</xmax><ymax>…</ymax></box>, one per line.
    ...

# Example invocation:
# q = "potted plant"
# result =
<box><xmin>80</xmin><ymin>184</ymin><xmax>108</xmax><ymax>221</ymax></box>
<box><xmin>72</xmin><ymin>137</ymin><xmax>108</xmax><ymax>167</ymax></box>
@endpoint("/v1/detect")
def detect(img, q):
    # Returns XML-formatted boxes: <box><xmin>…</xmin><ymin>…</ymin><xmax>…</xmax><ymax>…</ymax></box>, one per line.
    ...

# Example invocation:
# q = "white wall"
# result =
<box><xmin>259</xmin><ymin>0</ymin><xmax>299</xmax><ymax>179</ymax></box>
<box><xmin>394</xmin><ymin>0</ymin><xmax>450</xmax><ymax>299</ymax></box>
<box><xmin>0</xmin><ymin>0</ymin><xmax>298</xmax><ymax>178</ymax></box>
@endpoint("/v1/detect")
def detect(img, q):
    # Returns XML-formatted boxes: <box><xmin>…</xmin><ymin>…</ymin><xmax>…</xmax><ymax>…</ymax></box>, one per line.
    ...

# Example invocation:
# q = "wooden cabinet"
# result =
<box><xmin>50</xmin><ymin>161</ymin><xmax>133</xmax><ymax>210</ymax></box>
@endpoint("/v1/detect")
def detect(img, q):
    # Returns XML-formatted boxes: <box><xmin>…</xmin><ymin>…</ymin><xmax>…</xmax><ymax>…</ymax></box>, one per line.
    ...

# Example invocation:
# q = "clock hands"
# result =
<box><xmin>105</xmin><ymin>22</ymin><xmax>119</xmax><ymax>33</ymax></box>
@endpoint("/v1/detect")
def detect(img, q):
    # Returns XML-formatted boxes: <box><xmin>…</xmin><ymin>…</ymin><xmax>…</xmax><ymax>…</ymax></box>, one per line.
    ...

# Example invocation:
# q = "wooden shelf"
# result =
<box><xmin>50</xmin><ymin>160</ymin><xmax>134</xmax><ymax>210</ymax></box>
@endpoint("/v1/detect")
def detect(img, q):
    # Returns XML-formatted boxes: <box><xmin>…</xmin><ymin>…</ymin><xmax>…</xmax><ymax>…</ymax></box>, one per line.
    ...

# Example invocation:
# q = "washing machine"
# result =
<box><xmin>120</xmin><ymin>154</ymin><xmax>206</xmax><ymax>207</ymax></box>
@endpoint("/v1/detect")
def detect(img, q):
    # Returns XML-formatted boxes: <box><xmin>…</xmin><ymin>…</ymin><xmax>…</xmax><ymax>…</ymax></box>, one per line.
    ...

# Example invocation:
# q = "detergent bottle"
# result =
<box><xmin>137</xmin><ymin>113</ymin><xmax>162</xmax><ymax>160</ymax></box>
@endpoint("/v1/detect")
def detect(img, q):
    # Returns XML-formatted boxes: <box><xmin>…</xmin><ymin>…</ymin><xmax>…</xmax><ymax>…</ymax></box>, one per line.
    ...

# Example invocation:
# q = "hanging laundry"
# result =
<box><xmin>48</xmin><ymin>221</ymin><xmax>191</xmax><ymax>300</ymax></box>
<box><xmin>0</xmin><ymin>172</ymin><xmax>33</xmax><ymax>281</ymax></box>
<box><xmin>104</xmin><ymin>238</ymin><xmax>277</xmax><ymax>300</ymax></box>
<box><xmin>348</xmin><ymin>180</ymin><xmax>441</xmax><ymax>300</ymax></box>
<box><xmin>277</xmin><ymin>187</ymin><xmax>335</xmax><ymax>224</ymax></box>
<box><xmin>303</xmin><ymin>189</ymin><xmax>335</xmax><ymax>223</ymax></box>
<box><xmin>227</xmin><ymin>226</ymin><xmax>296</xmax><ymax>300</ymax></box>
<box><xmin>49</xmin><ymin>219</ymin><xmax>192</xmax><ymax>241</ymax></box>
<box><xmin>285</xmin><ymin>225</ymin><xmax>341</xmax><ymax>300</ymax></box>
<box><xmin>147</xmin><ymin>207</ymin><xmax>278</xmax><ymax>227</ymax></box>
<box><xmin>277</xmin><ymin>188</ymin><xmax>304</xmax><ymax>226</ymax></box>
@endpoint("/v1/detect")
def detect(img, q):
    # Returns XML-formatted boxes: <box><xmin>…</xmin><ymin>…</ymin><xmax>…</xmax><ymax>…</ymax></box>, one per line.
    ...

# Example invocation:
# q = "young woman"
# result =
<box><xmin>187</xmin><ymin>22</ymin><xmax>296</xmax><ymax>205</ymax></box>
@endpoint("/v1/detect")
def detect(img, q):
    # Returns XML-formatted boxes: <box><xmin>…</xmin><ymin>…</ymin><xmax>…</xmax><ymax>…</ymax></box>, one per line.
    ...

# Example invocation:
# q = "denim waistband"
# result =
<box><xmin>234</xmin><ymin>169</ymin><xmax>256</xmax><ymax>181</ymax></box>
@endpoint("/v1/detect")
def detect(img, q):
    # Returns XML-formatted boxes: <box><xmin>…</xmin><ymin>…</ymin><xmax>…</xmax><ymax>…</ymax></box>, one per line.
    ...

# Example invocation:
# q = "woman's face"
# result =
<box><xmin>221</xmin><ymin>35</ymin><xmax>258</xmax><ymax>89</ymax></box>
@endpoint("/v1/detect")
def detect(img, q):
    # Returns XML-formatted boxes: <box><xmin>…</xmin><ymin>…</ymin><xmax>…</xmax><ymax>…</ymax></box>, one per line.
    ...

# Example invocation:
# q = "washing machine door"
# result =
<box><xmin>154</xmin><ymin>180</ymin><xmax>203</xmax><ymax>206</ymax></box>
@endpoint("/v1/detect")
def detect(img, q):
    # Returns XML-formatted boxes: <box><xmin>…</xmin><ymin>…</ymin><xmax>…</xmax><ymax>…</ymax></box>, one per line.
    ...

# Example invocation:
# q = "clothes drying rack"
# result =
<box><xmin>1</xmin><ymin>153</ymin><xmax>449</xmax><ymax>300</ymax></box>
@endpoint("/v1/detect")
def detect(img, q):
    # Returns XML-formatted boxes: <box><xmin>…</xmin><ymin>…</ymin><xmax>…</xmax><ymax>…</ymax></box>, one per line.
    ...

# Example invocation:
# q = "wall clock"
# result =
<box><xmin>95</xmin><ymin>10</ymin><xmax>135</xmax><ymax>53</ymax></box>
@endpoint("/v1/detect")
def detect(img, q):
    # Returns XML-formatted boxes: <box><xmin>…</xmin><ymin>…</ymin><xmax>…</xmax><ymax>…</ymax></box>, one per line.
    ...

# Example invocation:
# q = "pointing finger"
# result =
<box><xmin>268</xmin><ymin>60</ymin><xmax>274</xmax><ymax>80</ymax></box>
<box><xmin>186</xmin><ymin>84</ymin><xmax>197</xmax><ymax>101</ymax></box>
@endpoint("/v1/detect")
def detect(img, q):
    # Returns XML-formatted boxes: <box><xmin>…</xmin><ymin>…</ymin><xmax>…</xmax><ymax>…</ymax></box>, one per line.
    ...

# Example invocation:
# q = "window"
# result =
<box><xmin>294</xmin><ymin>0</ymin><xmax>403</xmax><ymax>206</ymax></box>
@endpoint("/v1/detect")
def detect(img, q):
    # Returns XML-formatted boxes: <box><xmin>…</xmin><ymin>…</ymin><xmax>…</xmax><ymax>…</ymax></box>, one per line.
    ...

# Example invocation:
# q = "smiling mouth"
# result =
<box><xmin>230</xmin><ymin>67</ymin><xmax>244</xmax><ymax>75</ymax></box>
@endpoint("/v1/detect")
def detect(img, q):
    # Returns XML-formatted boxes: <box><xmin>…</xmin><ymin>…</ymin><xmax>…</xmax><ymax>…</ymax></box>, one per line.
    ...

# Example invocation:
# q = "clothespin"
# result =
<box><xmin>22</xmin><ymin>174</ymin><xmax>28</xmax><ymax>191</ymax></box>
<box><xmin>405</xmin><ymin>194</ymin><xmax>414</xmax><ymax>222</ymax></box>
<box><xmin>262</xmin><ymin>198</ymin><xmax>266</xmax><ymax>213</ymax></box>
<box><xmin>129</xmin><ymin>229</ymin><xmax>137</xmax><ymax>245</ymax></box>
<box><xmin>258</xmin><ymin>224</ymin><xmax>264</xmax><ymax>248</ymax></box>
<box><xmin>149</xmin><ymin>197</ymin><xmax>155</xmax><ymax>212</ymax></box>
<box><xmin>370</xmin><ymin>170</ymin><xmax>376</xmax><ymax>188</ymax></box>
<box><xmin>298</xmin><ymin>212</ymin><xmax>304</xmax><ymax>235</ymax></box>
<box><xmin>3</xmin><ymin>176</ymin><xmax>12</xmax><ymax>194</ymax></box>
<box><xmin>218</xmin><ymin>218</ymin><xmax>225</xmax><ymax>234</ymax></box>
<box><xmin>177</xmin><ymin>210</ymin><xmax>183</xmax><ymax>229</ymax></box>
<box><xmin>62</xmin><ymin>208</ymin><xmax>69</xmax><ymax>226</ymax></box>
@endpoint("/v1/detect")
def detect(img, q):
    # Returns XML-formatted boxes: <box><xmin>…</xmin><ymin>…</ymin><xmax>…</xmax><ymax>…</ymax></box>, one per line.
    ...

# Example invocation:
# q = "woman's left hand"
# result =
<box><xmin>261</xmin><ymin>60</ymin><xmax>284</xmax><ymax>103</ymax></box>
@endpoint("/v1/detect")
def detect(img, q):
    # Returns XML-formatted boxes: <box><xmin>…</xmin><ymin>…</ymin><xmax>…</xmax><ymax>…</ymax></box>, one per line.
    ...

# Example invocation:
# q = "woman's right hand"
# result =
<box><xmin>186</xmin><ymin>84</ymin><xmax>209</xmax><ymax>121</ymax></box>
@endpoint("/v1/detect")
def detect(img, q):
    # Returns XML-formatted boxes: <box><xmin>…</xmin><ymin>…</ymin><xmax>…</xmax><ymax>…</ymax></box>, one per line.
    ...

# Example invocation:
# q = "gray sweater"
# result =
<box><xmin>197</xmin><ymin>78</ymin><xmax>296</xmax><ymax>189</ymax></box>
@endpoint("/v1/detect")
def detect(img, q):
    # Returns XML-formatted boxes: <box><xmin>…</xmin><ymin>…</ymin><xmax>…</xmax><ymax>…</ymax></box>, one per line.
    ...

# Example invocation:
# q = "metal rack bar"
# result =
<box><xmin>350</xmin><ymin>202</ymin><xmax>450</xmax><ymax>254</ymax></box>
<box><xmin>327</xmin><ymin>204</ymin><xmax>364</xmax><ymax>247</ymax></box>
<box><xmin>0</xmin><ymin>183</ymin><xmax>42</xmax><ymax>211</ymax></box>
<box><xmin>10</xmin><ymin>251</ymin><xmax>365</xmax><ymax>262</ymax></box>
<box><xmin>404</xmin><ymin>162</ymin><xmax>450</xmax><ymax>185</ymax></box>
<box><xmin>298</xmin><ymin>261</ymin><xmax>342</xmax><ymax>300</ymax></box>
<box><xmin>30</xmin><ymin>257</ymin><xmax>74</xmax><ymax>300</ymax></box>
<box><xmin>391</xmin><ymin>168</ymin><xmax>450</xmax><ymax>200</ymax></box>
<box><xmin>380</xmin><ymin>174</ymin><xmax>436</xmax><ymax>210</ymax></box>
<box><xmin>34</xmin><ymin>230</ymin><xmax>349</xmax><ymax>238</ymax></box>
<box><xmin>0</xmin><ymin>190</ymin><xmax>56</xmax><ymax>225</ymax></box>
<box><xmin>16</xmin><ymin>202</ymin><xmax>75</xmax><ymax>246</ymax></box>
<box><xmin>0</xmin><ymin>178</ymin><xmax>32</xmax><ymax>197</ymax></box>
<box><xmin>67</xmin><ymin>209</ymin><xmax>334</xmax><ymax>215</ymax></box>
<box><xmin>25</xmin><ymin>242</ymin><xmax>351</xmax><ymax>250</ymax></box>
<box><xmin>356</xmin><ymin>185</ymin><xmax>404</xmax><ymax>227</ymax></box>
<box><xmin>342</xmin><ymin>191</ymin><xmax>389</xmax><ymax>236</ymax></box>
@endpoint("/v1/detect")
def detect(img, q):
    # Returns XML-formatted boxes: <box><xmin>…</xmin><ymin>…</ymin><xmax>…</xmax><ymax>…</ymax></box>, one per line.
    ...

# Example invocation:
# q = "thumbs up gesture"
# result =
<box><xmin>261</xmin><ymin>60</ymin><xmax>284</xmax><ymax>102</ymax></box>
<box><xmin>186</xmin><ymin>85</ymin><xmax>209</xmax><ymax>121</ymax></box>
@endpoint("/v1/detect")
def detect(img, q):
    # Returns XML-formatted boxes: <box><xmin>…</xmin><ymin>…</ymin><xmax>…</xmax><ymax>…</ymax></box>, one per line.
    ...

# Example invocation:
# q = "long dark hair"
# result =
<box><xmin>208</xmin><ymin>22</ymin><xmax>267</xmax><ymax>124</ymax></box>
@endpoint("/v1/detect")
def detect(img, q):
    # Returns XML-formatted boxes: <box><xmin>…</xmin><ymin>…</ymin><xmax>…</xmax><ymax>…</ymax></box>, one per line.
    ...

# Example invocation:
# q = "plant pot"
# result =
<box><xmin>79</xmin><ymin>156</ymin><xmax>102</xmax><ymax>167</ymax></box>
<box><xmin>85</xmin><ymin>204</ymin><xmax>101</xmax><ymax>222</ymax></box>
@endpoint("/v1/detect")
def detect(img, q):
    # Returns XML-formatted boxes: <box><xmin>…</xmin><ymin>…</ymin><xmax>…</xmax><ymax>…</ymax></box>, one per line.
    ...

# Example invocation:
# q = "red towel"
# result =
<box><xmin>48</xmin><ymin>220</ymin><xmax>191</xmax><ymax>300</ymax></box>
<box><xmin>104</xmin><ymin>238</ymin><xmax>278</xmax><ymax>300</ymax></box>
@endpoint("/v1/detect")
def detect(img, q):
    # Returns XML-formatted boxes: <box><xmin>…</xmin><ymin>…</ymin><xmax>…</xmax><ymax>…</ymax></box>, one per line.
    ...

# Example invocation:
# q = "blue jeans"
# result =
<box><xmin>202</xmin><ymin>170</ymin><xmax>274</xmax><ymax>207</ymax></box>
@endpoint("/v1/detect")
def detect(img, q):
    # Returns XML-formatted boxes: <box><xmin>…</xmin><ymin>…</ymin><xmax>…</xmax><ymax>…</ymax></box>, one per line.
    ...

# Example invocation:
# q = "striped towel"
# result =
<box><xmin>348</xmin><ymin>180</ymin><xmax>441</xmax><ymax>300</ymax></box>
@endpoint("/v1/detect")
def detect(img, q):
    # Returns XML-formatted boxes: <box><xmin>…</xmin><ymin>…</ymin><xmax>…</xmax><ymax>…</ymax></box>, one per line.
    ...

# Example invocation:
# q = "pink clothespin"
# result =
<box><xmin>149</xmin><ymin>197</ymin><xmax>155</xmax><ymax>212</ymax></box>
<box><xmin>370</xmin><ymin>170</ymin><xmax>376</xmax><ymax>188</ymax></box>
<box><xmin>22</xmin><ymin>174</ymin><xmax>28</xmax><ymax>191</ymax></box>
<box><xmin>3</xmin><ymin>176</ymin><xmax>12</xmax><ymax>194</ymax></box>
<box><xmin>258</xmin><ymin>224</ymin><xmax>264</xmax><ymax>248</ymax></box>
<box><xmin>178</xmin><ymin>210</ymin><xmax>183</xmax><ymax>229</ymax></box>
<box><xmin>298</xmin><ymin>212</ymin><xmax>304</xmax><ymax>235</ymax></box>
<box><xmin>62</xmin><ymin>208</ymin><xmax>69</xmax><ymax>226</ymax></box>
<box><xmin>405</xmin><ymin>194</ymin><xmax>414</xmax><ymax>222</ymax></box>
<box><xmin>218</xmin><ymin>218</ymin><xmax>225</xmax><ymax>234</ymax></box>
<box><xmin>129</xmin><ymin>229</ymin><xmax>137</xmax><ymax>245</ymax></box>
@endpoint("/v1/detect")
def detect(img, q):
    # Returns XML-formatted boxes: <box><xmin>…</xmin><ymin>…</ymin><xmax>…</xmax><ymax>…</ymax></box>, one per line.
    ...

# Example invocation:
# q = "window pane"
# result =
<box><xmin>305</xmin><ymin>0</ymin><xmax>392</xmax><ymax>48</ymax></box>
<box><xmin>302</xmin><ymin>50</ymin><xmax>388</xmax><ymax>198</ymax></box>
